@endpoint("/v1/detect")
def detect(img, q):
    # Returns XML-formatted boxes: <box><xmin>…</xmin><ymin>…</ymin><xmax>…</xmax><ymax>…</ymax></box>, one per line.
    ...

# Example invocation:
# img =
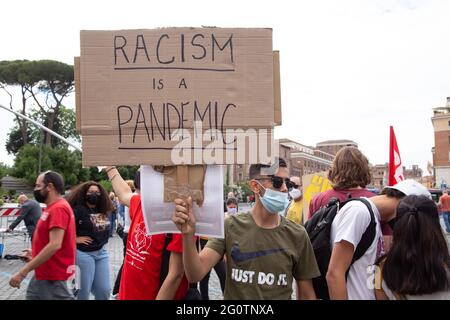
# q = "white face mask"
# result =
<box><xmin>289</xmin><ymin>188</ymin><xmax>302</xmax><ymax>200</ymax></box>
<box><xmin>227</xmin><ymin>207</ymin><xmax>237</xmax><ymax>215</ymax></box>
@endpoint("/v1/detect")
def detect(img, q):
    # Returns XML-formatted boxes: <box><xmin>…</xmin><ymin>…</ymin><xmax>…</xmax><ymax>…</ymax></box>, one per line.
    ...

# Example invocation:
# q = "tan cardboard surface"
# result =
<box><xmin>273</xmin><ymin>51</ymin><xmax>282</xmax><ymax>125</ymax></box>
<box><xmin>80</xmin><ymin>28</ymin><xmax>275</xmax><ymax>166</ymax></box>
<box><xmin>74</xmin><ymin>57</ymin><xmax>81</xmax><ymax>132</ymax></box>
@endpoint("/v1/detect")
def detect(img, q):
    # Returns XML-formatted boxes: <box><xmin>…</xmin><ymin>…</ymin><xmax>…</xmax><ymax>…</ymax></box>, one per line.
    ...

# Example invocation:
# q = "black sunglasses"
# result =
<box><xmin>256</xmin><ymin>175</ymin><xmax>294</xmax><ymax>189</ymax></box>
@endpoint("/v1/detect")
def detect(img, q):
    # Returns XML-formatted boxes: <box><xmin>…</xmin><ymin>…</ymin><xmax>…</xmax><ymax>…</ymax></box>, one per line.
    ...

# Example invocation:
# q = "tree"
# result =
<box><xmin>5</xmin><ymin>106</ymin><xmax>80</xmax><ymax>155</ymax></box>
<box><xmin>0</xmin><ymin>60</ymin><xmax>35</xmax><ymax>145</ymax></box>
<box><xmin>0</xmin><ymin>162</ymin><xmax>12</xmax><ymax>180</ymax></box>
<box><xmin>25</xmin><ymin>60</ymin><xmax>74</xmax><ymax>146</ymax></box>
<box><xmin>0</xmin><ymin>59</ymin><xmax>74</xmax><ymax>148</ymax></box>
<box><xmin>12</xmin><ymin>144</ymin><xmax>89</xmax><ymax>187</ymax></box>
<box><xmin>5</xmin><ymin>124</ymin><xmax>32</xmax><ymax>155</ymax></box>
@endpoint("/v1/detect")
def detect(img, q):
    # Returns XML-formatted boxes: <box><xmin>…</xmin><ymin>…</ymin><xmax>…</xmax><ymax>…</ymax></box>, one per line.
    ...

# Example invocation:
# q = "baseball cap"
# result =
<box><xmin>383</xmin><ymin>179</ymin><xmax>431</xmax><ymax>199</ymax></box>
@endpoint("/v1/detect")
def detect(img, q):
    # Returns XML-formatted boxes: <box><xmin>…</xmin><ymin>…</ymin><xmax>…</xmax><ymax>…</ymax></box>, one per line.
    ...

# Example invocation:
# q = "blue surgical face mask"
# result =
<box><xmin>257</xmin><ymin>182</ymin><xmax>289</xmax><ymax>215</ymax></box>
<box><xmin>227</xmin><ymin>207</ymin><xmax>237</xmax><ymax>215</ymax></box>
<box><xmin>279</xmin><ymin>196</ymin><xmax>291</xmax><ymax>216</ymax></box>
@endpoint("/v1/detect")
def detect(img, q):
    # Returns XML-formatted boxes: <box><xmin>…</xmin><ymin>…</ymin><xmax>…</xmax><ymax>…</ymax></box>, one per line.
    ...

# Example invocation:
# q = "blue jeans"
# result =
<box><xmin>444</xmin><ymin>211</ymin><xmax>450</xmax><ymax>232</ymax></box>
<box><xmin>109</xmin><ymin>212</ymin><xmax>117</xmax><ymax>237</ymax></box>
<box><xmin>76</xmin><ymin>246</ymin><xmax>111</xmax><ymax>300</ymax></box>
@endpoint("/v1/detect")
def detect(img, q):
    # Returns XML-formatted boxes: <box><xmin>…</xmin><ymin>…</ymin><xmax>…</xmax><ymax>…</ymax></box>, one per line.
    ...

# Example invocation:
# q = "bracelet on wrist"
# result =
<box><xmin>105</xmin><ymin>166</ymin><xmax>117</xmax><ymax>174</ymax></box>
<box><xmin>109</xmin><ymin>173</ymin><xmax>119</xmax><ymax>181</ymax></box>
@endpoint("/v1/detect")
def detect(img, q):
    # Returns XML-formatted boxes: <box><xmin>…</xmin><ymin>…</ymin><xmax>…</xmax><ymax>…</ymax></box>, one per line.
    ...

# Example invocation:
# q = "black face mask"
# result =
<box><xmin>86</xmin><ymin>194</ymin><xmax>99</xmax><ymax>206</ymax></box>
<box><xmin>34</xmin><ymin>188</ymin><xmax>48</xmax><ymax>204</ymax></box>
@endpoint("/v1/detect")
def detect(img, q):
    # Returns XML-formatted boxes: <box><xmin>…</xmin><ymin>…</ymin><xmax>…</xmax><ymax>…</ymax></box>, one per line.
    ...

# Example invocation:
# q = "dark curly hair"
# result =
<box><xmin>328</xmin><ymin>147</ymin><xmax>371</xmax><ymax>190</ymax></box>
<box><xmin>66</xmin><ymin>181</ymin><xmax>113</xmax><ymax>216</ymax></box>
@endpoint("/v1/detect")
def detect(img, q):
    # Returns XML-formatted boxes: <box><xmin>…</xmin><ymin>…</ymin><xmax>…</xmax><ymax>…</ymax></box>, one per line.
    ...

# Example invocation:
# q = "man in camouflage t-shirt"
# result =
<box><xmin>172</xmin><ymin>158</ymin><xmax>320</xmax><ymax>299</ymax></box>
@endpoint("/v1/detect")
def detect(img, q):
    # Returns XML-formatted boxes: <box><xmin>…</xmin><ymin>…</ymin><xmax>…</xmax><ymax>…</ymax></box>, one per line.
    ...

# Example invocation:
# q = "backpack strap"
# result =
<box><xmin>374</xmin><ymin>256</ymin><xmax>406</xmax><ymax>300</ymax></box>
<box><xmin>343</xmin><ymin>198</ymin><xmax>377</xmax><ymax>264</ymax></box>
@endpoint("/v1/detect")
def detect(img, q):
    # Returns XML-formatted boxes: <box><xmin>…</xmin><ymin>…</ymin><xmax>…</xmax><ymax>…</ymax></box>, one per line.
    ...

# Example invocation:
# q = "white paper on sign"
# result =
<box><xmin>140</xmin><ymin>165</ymin><xmax>224</xmax><ymax>238</ymax></box>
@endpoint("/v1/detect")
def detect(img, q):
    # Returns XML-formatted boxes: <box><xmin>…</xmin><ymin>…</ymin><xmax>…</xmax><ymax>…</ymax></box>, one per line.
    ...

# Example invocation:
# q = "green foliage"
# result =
<box><xmin>0</xmin><ymin>60</ymin><xmax>32</xmax><ymax>85</ymax></box>
<box><xmin>0</xmin><ymin>162</ymin><xmax>12</xmax><ymax>179</ymax></box>
<box><xmin>0</xmin><ymin>59</ymin><xmax>73</xmax><ymax>93</ymax></box>
<box><xmin>1</xmin><ymin>59</ymin><xmax>75</xmax><ymax>152</ymax></box>
<box><xmin>12</xmin><ymin>144</ymin><xmax>88</xmax><ymax>187</ymax></box>
<box><xmin>12</xmin><ymin>144</ymin><xmax>140</xmax><ymax>188</ymax></box>
<box><xmin>237</xmin><ymin>181</ymin><xmax>252</xmax><ymax>199</ymax></box>
<box><xmin>8</xmin><ymin>189</ymin><xmax>16</xmax><ymax>197</ymax></box>
<box><xmin>224</xmin><ymin>182</ymin><xmax>252</xmax><ymax>201</ymax></box>
<box><xmin>27</xmin><ymin>60</ymin><xmax>74</xmax><ymax>95</ymax></box>
<box><xmin>98</xmin><ymin>180</ymin><xmax>112</xmax><ymax>193</ymax></box>
<box><xmin>6</xmin><ymin>106</ymin><xmax>80</xmax><ymax>155</ymax></box>
<box><xmin>5</xmin><ymin>125</ymin><xmax>32</xmax><ymax>155</ymax></box>
<box><xmin>223</xmin><ymin>184</ymin><xmax>232</xmax><ymax>198</ymax></box>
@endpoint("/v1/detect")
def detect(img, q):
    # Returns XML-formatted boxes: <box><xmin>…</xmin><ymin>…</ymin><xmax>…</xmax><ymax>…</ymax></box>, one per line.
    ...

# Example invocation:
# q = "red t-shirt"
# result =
<box><xmin>440</xmin><ymin>194</ymin><xmax>450</xmax><ymax>211</ymax></box>
<box><xmin>119</xmin><ymin>194</ymin><xmax>188</xmax><ymax>300</ymax></box>
<box><xmin>32</xmin><ymin>198</ymin><xmax>76</xmax><ymax>281</ymax></box>
<box><xmin>308</xmin><ymin>188</ymin><xmax>376</xmax><ymax>220</ymax></box>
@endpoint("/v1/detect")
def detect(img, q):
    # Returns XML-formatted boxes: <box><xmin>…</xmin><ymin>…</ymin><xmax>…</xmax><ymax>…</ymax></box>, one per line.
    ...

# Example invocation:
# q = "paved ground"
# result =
<box><xmin>0</xmin><ymin>223</ymin><xmax>223</xmax><ymax>300</ymax></box>
<box><xmin>1</xmin><ymin>215</ymin><xmax>448</xmax><ymax>300</ymax></box>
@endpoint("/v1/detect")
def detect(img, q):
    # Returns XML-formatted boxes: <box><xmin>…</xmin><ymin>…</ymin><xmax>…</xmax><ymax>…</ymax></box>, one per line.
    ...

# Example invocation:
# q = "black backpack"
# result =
<box><xmin>304</xmin><ymin>197</ymin><xmax>377</xmax><ymax>300</ymax></box>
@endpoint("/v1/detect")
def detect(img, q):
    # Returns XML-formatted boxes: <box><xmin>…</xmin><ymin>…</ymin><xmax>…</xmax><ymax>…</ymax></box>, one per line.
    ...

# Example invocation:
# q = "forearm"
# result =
<box><xmin>105</xmin><ymin>167</ymin><xmax>132</xmax><ymax>205</ymax></box>
<box><xmin>9</xmin><ymin>216</ymin><xmax>23</xmax><ymax>230</ymax></box>
<box><xmin>297</xmin><ymin>280</ymin><xmax>317</xmax><ymax>300</ymax></box>
<box><xmin>156</xmin><ymin>272</ymin><xmax>184</xmax><ymax>300</ymax></box>
<box><xmin>326</xmin><ymin>272</ymin><xmax>348</xmax><ymax>300</ymax></box>
<box><xmin>20</xmin><ymin>243</ymin><xmax>60</xmax><ymax>275</ymax></box>
<box><xmin>182</xmin><ymin>236</ymin><xmax>209</xmax><ymax>283</ymax></box>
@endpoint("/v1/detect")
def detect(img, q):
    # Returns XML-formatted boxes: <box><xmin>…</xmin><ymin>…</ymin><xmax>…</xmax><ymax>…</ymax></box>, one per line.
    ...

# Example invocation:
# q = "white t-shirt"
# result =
<box><xmin>124</xmin><ymin>205</ymin><xmax>131</xmax><ymax>233</ymax></box>
<box><xmin>330</xmin><ymin>198</ymin><xmax>384</xmax><ymax>300</ymax></box>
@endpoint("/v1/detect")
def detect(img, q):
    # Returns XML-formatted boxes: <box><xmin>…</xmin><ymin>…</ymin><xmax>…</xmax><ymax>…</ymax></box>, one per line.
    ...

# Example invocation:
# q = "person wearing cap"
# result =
<box><xmin>326</xmin><ymin>179</ymin><xmax>431</xmax><ymax>300</ymax></box>
<box><xmin>172</xmin><ymin>158</ymin><xmax>320</xmax><ymax>300</ymax></box>
<box><xmin>374</xmin><ymin>195</ymin><xmax>450</xmax><ymax>300</ymax></box>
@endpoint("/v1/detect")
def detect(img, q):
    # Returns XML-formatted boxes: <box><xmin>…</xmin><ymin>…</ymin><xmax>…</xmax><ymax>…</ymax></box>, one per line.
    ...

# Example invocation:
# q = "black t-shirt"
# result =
<box><xmin>73</xmin><ymin>205</ymin><xmax>111</xmax><ymax>252</ymax></box>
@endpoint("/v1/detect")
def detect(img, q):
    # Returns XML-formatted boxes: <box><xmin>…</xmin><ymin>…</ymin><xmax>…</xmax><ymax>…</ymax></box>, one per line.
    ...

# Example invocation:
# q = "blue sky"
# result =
<box><xmin>0</xmin><ymin>0</ymin><xmax>449</xmax><ymax>173</ymax></box>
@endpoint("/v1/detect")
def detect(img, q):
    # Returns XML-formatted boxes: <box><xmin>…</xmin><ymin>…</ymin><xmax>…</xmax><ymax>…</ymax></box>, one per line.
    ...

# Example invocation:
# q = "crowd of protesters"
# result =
<box><xmin>7</xmin><ymin>147</ymin><xmax>450</xmax><ymax>300</ymax></box>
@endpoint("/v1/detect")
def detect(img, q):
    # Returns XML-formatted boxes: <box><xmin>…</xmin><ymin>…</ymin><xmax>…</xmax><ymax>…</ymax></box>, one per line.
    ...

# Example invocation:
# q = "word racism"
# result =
<box><xmin>114</xmin><ymin>32</ymin><xmax>234</xmax><ymax>66</ymax></box>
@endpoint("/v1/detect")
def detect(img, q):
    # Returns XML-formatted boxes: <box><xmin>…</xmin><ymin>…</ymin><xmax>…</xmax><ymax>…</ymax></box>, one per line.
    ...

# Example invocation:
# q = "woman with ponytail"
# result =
<box><xmin>375</xmin><ymin>195</ymin><xmax>450</xmax><ymax>300</ymax></box>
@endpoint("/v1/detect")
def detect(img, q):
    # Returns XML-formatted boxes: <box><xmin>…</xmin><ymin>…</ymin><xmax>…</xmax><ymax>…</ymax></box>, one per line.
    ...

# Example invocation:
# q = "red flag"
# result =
<box><xmin>389</xmin><ymin>126</ymin><xmax>404</xmax><ymax>186</ymax></box>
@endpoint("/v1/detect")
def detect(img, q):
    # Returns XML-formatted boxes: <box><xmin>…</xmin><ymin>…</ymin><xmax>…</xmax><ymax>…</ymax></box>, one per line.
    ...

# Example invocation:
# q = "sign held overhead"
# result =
<box><xmin>79</xmin><ymin>28</ymin><xmax>278</xmax><ymax>166</ymax></box>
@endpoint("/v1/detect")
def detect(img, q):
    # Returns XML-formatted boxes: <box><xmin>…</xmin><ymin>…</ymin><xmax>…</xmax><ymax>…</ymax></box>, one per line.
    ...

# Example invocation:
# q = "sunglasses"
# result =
<box><xmin>256</xmin><ymin>175</ymin><xmax>294</xmax><ymax>189</ymax></box>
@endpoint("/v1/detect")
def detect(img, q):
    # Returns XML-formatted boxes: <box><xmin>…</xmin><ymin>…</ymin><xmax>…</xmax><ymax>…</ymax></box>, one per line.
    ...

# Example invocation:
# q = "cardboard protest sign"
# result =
<box><xmin>140</xmin><ymin>165</ymin><xmax>224</xmax><ymax>238</ymax></box>
<box><xmin>79</xmin><ymin>28</ymin><xmax>277</xmax><ymax>166</ymax></box>
<box><xmin>302</xmin><ymin>171</ymin><xmax>332</xmax><ymax>222</ymax></box>
<box><xmin>273</xmin><ymin>51</ymin><xmax>282</xmax><ymax>125</ymax></box>
<box><xmin>74</xmin><ymin>57</ymin><xmax>81</xmax><ymax>132</ymax></box>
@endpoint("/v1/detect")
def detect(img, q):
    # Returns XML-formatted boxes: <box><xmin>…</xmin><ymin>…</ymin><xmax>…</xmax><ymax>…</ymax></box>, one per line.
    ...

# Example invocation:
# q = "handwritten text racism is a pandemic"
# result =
<box><xmin>113</xmin><ymin>32</ymin><xmax>239</xmax><ymax>146</ymax></box>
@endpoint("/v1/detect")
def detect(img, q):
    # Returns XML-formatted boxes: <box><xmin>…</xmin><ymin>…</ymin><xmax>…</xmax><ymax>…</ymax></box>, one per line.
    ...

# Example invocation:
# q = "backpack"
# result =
<box><xmin>159</xmin><ymin>234</ymin><xmax>201</xmax><ymax>300</ymax></box>
<box><xmin>304</xmin><ymin>197</ymin><xmax>377</xmax><ymax>300</ymax></box>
